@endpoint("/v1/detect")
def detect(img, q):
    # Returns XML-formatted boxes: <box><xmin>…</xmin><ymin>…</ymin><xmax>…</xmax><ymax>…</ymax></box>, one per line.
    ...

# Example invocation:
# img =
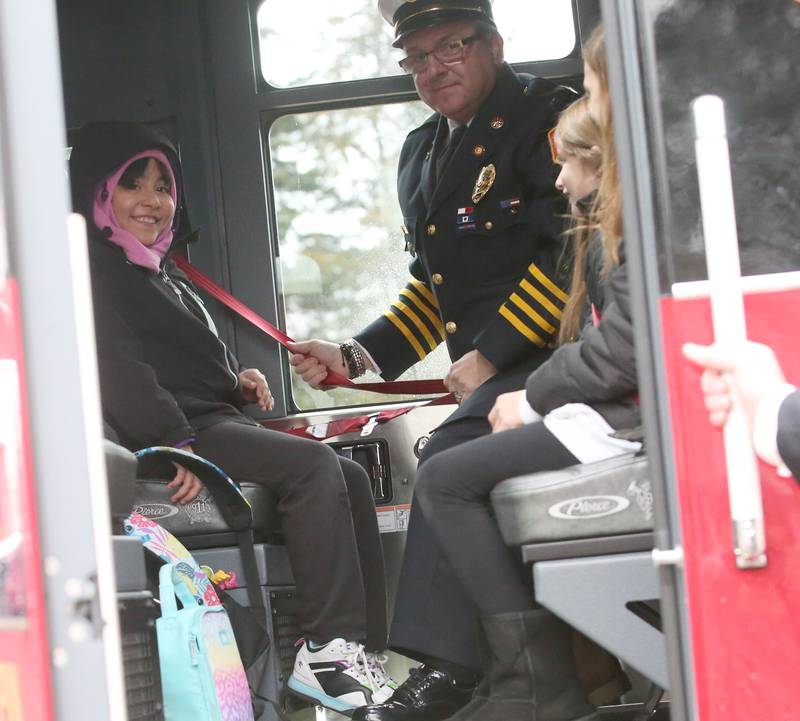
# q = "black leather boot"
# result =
<box><xmin>444</xmin><ymin>609</ymin><xmax>599</xmax><ymax>721</ymax></box>
<box><xmin>351</xmin><ymin>664</ymin><xmax>476</xmax><ymax>721</ymax></box>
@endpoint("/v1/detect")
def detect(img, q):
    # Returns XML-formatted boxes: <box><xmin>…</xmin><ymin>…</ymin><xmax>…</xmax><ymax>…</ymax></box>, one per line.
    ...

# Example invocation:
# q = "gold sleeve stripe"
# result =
<box><xmin>519</xmin><ymin>278</ymin><xmax>563</xmax><ymax>321</ymax></box>
<box><xmin>529</xmin><ymin>263</ymin><xmax>569</xmax><ymax>304</ymax></box>
<box><xmin>404</xmin><ymin>284</ymin><xmax>438</xmax><ymax>315</ymax></box>
<box><xmin>384</xmin><ymin>311</ymin><xmax>427</xmax><ymax>360</ymax></box>
<box><xmin>410</xmin><ymin>279</ymin><xmax>438</xmax><ymax>307</ymax></box>
<box><xmin>400</xmin><ymin>288</ymin><xmax>445</xmax><ymax>338</ymax></box>
<box><xmin>393</xmin><ymin>300</ymin><xmax>438</xmax><ymax>351</ymax></box>
<box><xmin>499</xmin><ymin>306</ymin><xmax>547</xmax><ymax>347</ymax></box>
<box><xmin>509</xmin><ymin>293</ymin><xmax>557</xmax><ymax>336</ymax></box>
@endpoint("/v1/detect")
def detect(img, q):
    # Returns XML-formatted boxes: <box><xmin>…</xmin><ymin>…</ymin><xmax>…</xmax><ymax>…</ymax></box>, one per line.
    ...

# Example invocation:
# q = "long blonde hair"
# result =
<box><xmin>583</xmin><ymin>25</ymin><xmax>623</xmax><ymax>274</ymax></box>
<box><xmin>556</xmin><ymin>97</ymin><xmax>603</xmax><ymax>344</ymax></box>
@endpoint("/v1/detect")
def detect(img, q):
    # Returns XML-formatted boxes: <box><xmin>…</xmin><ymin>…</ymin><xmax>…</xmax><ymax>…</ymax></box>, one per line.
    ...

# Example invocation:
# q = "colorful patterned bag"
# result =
<box><xmin>156</xmin><ymin>562</ymin><xmax>254</xmax><ymax>721</ymax></box>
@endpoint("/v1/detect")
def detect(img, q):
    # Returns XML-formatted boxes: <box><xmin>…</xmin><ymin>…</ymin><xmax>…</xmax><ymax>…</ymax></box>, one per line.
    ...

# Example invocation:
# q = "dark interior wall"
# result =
<box><xmin>56</xmin><ymin>0</ymin><xmax>230</xmax><ymax>337</ymax></box>
<box><xmin>57</xmin><ymin>0</ymin><xmax>179</xmax><ymax>129</ymax></box>
<box><xmin>644</xmin><ymin>0</ymin><xmax>800</xmax><ymax>281</ymax></box>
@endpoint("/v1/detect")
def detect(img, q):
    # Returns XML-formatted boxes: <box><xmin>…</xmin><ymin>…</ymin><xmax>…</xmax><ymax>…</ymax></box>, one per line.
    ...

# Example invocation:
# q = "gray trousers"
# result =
<box><xmin>194</xmin><ymin>420</ymin><xmax>388</xmax><ymax>650</ymax></box>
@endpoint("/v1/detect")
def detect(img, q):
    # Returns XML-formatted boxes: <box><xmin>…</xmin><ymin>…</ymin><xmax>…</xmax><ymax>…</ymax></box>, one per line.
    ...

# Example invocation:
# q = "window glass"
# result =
<box><xmin>258</xmin><ymin>0</ymin><xmax>576</xmax><ymax>88</ymax></box>
<box><xmin>270</xmin><ymin>101</ymin><xmax>452</xmax><ymax>410</ymax></box>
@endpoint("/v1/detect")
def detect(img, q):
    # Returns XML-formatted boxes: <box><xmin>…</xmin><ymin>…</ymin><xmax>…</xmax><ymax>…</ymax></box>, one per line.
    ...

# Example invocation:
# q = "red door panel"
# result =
<box><xmin>660</xmin><ymin>285</ymin><xmax>800</xmax><ymax>721</ymax></box>
<box><xmin>0</xmin><ymin>279</ymin><xmax>54</xmax><ymax>721</ymax></box>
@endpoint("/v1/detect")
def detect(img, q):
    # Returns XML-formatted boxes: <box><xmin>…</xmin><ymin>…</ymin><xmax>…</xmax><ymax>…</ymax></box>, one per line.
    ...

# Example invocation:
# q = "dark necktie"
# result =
<box><xmin>435</xmin><ymin>125</ymin><xmax>467</xmax><ymax>185</ymax></box>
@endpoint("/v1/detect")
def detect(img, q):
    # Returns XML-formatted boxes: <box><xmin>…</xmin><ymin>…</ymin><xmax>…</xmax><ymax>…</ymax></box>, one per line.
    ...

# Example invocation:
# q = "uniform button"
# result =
<box><xmin>445</xmin><ymin>321</ymin><xmax>457</xmax><ymax>334</ymax></box>
<box><xmin>484</xmin><ymin>221</ymin><xmax>493</xmax><ymax>231</ymax></box>
<box><xmin>427</xmin><ymin>224</ymin><xmax>437</xmax><ymax>236</ymax></box>
<box><xmin>510</xmin><ymin>208</ymin><xmax>519</xmax><ymax>214</ymax></box>
<box><xmin>472</xmin><ymin>144</ymin><xmax>486</xmax><ymax>157</ymax></box>
<box><xmin>432</xmin><ymin>273</ymin><xmax>444</xmax><ymax>286</ymax></box>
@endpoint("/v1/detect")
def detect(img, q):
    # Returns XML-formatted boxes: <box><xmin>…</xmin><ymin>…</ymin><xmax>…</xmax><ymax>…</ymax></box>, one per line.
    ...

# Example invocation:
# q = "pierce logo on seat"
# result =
<box><xmin>134</xmin><ymin>503</ymin><xmax>179</xmax><ymax>519</ymax></box>
<box><xmin>548</xmin><ymin>495</ymin><xmax>630</xmax><ymax>520</ymax></box>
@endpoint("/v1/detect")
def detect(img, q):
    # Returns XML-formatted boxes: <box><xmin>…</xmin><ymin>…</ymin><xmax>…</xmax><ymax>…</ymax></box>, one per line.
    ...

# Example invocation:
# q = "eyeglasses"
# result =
<box><xmin>398</xmin><ymin>33</ymin><xmax>483</xmax><ymax>75</ymax></box>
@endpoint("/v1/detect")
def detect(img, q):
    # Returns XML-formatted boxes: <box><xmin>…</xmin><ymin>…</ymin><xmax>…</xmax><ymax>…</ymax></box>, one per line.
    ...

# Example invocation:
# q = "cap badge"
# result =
<box><xmin>490</xmin><ymin>116</ymin><xmax>505</xmax><ymax>130</ymax></box>
<box><xmin>472</xmin><ymin>164</ymin><xmax>496</xmax><ymax>204</ymax></box>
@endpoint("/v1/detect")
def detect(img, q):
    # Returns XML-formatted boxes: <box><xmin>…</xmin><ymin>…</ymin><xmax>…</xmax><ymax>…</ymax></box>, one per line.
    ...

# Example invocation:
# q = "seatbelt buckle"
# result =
<box><xmin>360</xmin><ymin>413</ymin><xmax>380</xmax><ymax>437</ymax></box>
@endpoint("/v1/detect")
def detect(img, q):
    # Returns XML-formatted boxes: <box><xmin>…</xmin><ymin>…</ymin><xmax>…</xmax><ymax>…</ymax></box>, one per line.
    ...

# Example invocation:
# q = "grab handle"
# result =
<box><xmin>692</xmin><ymin>95</ymin><xmax>766</xmax><ymax>569</ymax></box>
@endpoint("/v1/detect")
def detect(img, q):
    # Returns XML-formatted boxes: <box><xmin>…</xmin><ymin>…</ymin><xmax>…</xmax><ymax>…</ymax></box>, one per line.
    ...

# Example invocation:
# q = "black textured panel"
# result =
<box><xmin>270</xmin><ymin>589</ymin><xmax>312</xmax><ymax>712</ymax></box>
<box><xmin>645</xmin><ymin>0</ymin><xmax>800</xmax><ymax>283</ymax></box>
<box><xmin>119</xmin><ymin>593</ymin><xmax>164</xmax><ymax>721</ymax></box>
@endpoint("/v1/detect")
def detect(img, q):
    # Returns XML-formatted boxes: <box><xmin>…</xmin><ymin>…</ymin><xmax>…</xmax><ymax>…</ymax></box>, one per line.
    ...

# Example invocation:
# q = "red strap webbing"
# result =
<box><xmin>172</xmin><ymin>255</ymin><xmax>454</xmax><ymax>439</ymax></box>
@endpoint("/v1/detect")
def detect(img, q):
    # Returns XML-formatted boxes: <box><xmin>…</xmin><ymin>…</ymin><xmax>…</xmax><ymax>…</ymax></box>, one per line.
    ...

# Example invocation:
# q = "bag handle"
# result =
<box><xmin>159</xmin><ymin>563</ymin><xmax>201</xmax><ymax>617</ymax></box>
<box><xmin>158</xmin><ymin>563</ymin><xmax>179</xmax><ymax>617</ymax></box>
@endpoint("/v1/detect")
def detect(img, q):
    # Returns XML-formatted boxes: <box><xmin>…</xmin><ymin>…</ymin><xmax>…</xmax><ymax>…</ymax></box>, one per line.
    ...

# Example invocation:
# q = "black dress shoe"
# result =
<box><xmin>352</xmin><ymin>665</ymin><xmax>475</xmax><ymax>721</ymax></box>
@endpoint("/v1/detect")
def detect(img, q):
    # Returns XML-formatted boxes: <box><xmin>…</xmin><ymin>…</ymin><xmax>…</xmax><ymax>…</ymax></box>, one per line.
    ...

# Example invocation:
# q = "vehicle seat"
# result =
<box><xmin>490</xmin><ymin>454</ymin><xmax>668</xmax><ymax>690</ymax></box>
<box><xmin>132</xmin><ymin>476</ymin><xmax>281</xmax><ymax>549</ymax></box>
<box><xmin>104</xmin><ymin>439</ymin><xmax>138</xmax><ymax>534</ymax></box>
<box><xmin>491</xmin><ymin>454</ymin><xmax>654</xmax><ymax>550</ymax></box>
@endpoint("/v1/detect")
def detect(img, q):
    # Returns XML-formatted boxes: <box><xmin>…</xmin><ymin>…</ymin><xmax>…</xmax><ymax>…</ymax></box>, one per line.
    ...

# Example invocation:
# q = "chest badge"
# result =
<box><xmin>472</xmin><ymin>163</ymin><xmax>496</xmax><ymax>204</ymax></box>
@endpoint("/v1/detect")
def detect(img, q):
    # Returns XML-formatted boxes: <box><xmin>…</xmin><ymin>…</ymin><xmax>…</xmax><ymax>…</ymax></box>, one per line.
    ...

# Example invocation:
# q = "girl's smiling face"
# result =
<box><xmin>111</xmin><ymin>157</ymin><xmax>175</xmax><ymax>246</ymax></box>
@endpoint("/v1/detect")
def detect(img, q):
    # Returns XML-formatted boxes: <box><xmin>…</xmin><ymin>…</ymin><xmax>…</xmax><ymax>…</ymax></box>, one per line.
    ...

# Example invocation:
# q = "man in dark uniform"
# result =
<box><xmin>289</xmin><ymin>2</ymin><xmax>577</xmax><ymax>719</ymax></box>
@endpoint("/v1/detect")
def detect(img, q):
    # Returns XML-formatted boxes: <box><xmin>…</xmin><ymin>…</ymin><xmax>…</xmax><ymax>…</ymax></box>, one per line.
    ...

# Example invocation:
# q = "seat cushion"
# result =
<box><xmin>104</xmin><ymin>440</ymin><xmax>138</xmax><ymax>526</ymax></box>
<box><xmin>490</xmin><ymin>454</ymin><xmax>654</xmax><ymax>546</ymax></box>
<box><xmin>132</xmin><ymin>479</ymin><xmax>281</xmax><ymax>540</ymax></box>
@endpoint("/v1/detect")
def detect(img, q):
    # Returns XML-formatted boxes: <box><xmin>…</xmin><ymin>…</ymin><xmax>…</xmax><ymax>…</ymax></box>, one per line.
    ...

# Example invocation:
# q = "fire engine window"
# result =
<box><xmin>257</xmin><ymin>0</ymin><xmax>576</xmax><ymax>88</ymax></box>
<box><xmin>270</xmin><ymin>101</ymin><xmax>452</xmax><ymax>410</ymax></box>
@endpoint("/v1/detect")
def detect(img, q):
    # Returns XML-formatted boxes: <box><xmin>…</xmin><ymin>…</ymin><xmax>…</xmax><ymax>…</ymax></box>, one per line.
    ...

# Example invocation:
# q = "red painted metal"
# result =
<box><xmin>0</xmin><ymin>279</ymin><xmax>54</xmax><ymax>721</ymax></box>
<box><xmin>661</xmin><ymin>287</ymin><xmax>800</xmax><ymax>721</ymax></box>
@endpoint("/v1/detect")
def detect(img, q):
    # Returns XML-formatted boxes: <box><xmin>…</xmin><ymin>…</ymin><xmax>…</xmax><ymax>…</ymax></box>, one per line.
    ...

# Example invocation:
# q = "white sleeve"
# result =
<box><xmin>752</xmin><ymin>382</ymin><xmax>797</xmax><ymax>477</ymax></box>
<box><xmin>352</xmin><ymin>339</ymin><xmax>381</xmax><ymax>375</ymax></box>
<box><xmin>518</xmin><ymin>394</ymin><xmax>542</xmax><ymax>425</ymax></box>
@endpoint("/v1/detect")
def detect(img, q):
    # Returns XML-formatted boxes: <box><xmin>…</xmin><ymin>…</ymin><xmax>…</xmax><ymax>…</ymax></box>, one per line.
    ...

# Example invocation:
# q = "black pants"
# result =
<box><xmin>390</xmin><ymin>420</ymin><xmax>576</xmax><ymax>671</ymax></box>
<box><xmin>194</xmin><ymin>420</ymin><xmax>387</xmax><ymax>651</ymax></box>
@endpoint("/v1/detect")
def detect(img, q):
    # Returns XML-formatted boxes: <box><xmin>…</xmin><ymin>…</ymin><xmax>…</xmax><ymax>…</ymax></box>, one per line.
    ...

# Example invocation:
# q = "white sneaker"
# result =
<box><xmin>365</xmin><ymin>652</ymin><xmax>399</xmax><ymax>704</ymax></box>
<box><xmin>287</xmin><ymin>638</ymin><xmax>377</xmax><ymax>713</ymax></box>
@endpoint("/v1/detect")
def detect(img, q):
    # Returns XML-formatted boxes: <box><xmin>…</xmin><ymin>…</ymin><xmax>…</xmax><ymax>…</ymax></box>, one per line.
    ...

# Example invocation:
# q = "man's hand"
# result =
<box><xmin>168</xmin><ymin>443</ymin><xmax>204</xmax><ymax>504</ymax></box>
<box><xmin>488</xmin><ymin>390</ymin><xmax>526</xmax><ymax>433</ymax></box>
<box><xmin>682</xmin><ymin>341</ymin><xmax>787</xmax><ymax>429</ymax></box>
<box><xmin>287</xmin><ymin>339</ymin><xmax>348</xmax><ymax>388</ymax></box>
<box><xmin>239</xmin><ymin>368</ymin><xmax>275</xmax><ymax>411</ymax></box>
<box><xmin>444</xmin><ymin>350</ymin><xmax>497</xmax><ymax>402</ymax></box>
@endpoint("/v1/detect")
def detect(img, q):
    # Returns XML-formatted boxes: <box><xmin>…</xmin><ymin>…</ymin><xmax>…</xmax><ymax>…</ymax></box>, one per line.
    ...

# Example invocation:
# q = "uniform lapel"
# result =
<box><xmin>422</xmin><ymin>118</ymin><xmax>448</xmax><ymax>207</ymax></box>
<box><xmin>428</xmin><ymin>64</ymin><xmax>520</xmax><ymax>215</ymax></box>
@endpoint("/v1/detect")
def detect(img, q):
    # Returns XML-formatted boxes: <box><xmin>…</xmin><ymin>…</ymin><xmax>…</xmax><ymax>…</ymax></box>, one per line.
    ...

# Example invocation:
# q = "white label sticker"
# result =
<box><xmin>376</xmin><ymin>504</ymin><xmax>412</xmax><ymax>534</ymax></box>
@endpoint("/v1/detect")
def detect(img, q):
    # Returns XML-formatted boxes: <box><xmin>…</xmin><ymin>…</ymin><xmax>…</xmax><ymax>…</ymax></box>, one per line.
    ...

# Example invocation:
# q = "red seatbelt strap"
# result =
<box><xmin>172</xmin><ymin>255</ymin><xmax>454</xmax><ymax>438</ymax></box>
<box><xmin>173</xmin><ymin>255</ymin><xmax>446</xmax><ymax>395</ymax></box>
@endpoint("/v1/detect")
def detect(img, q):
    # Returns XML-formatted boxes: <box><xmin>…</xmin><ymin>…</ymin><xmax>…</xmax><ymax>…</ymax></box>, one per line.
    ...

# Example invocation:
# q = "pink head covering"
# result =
<box><xmin>93</xmin><ymin>149</ymin><xmax>178</xmax><ymax>273</ymax></box>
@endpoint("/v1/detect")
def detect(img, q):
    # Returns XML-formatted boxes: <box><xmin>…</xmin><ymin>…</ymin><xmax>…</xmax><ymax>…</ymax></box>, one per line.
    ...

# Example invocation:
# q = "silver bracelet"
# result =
<box><xmin>339</xmin><ymin>340</ymin><xmax>366</xmax><ymax>378</ymax></box>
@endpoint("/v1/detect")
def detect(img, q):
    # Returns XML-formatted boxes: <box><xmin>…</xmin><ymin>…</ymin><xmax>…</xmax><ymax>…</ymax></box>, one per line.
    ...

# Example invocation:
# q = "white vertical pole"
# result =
<box><xmin>67</xmin><ymin>214</ymin><xmax>128</xmax><ymax>720</ymax></box>
<box><xmin>692</xmin><ymin>95</ymin><xmax>766</xmax><ymax>569</ymax></box>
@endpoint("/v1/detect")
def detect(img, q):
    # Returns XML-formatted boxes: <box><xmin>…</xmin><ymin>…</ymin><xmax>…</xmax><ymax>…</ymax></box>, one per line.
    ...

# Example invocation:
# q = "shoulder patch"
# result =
<box><xmin>547</xmin><ymin>127</ymin><xmax>558</xmax><ymax>163</ymax></box>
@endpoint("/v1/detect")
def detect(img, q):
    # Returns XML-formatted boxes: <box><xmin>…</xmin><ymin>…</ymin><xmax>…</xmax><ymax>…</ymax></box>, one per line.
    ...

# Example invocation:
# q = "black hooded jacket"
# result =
<box><xmin>525</xmin><ymin>235</ymin><xmax>639</xmax><ymax>430</ymax></box>
<box><xmin>70</xmin><ymin>122</ymin><xmax>255</xmax><ymax>450</ymax></box>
